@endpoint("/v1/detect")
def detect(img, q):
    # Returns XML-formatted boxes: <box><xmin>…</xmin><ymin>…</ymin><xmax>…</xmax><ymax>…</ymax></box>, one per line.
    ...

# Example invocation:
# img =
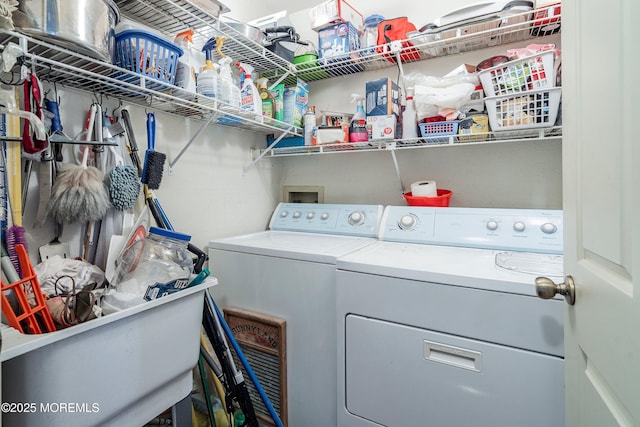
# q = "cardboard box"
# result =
<box><xmin>283</xmin><ymin>78</ymin><xmax>309</xmax><ymax>128</ymax></box>
<box><xmin>310</xmin><ymin>0</ymin><xmax>364</xmax><ymax>31</ymax></box>
<box><xmin>366</xmin><ymin>77</ymin><xmax>400</xmax><ymax>116</ymax></box>
<box><xmin>318</xmin><ymin>21</ymin><xmax>360</xmax><ymax>61</ymax></box>
<box><xmin>366</xmin><ymin>114</ymin><xmax>399</xmax><ymax>140</ymax></box>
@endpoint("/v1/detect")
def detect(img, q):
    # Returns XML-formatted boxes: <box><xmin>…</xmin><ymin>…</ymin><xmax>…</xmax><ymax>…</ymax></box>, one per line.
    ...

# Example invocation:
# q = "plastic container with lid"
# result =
<box><xmin>361</xmin><ymin>14</ymin><xmax>385</xmax><ymax>55</ymax></box>
<box><xmin>102</xmin><ymin>227</ymin><xmax>194</xmax><ymax>314</ymax></box>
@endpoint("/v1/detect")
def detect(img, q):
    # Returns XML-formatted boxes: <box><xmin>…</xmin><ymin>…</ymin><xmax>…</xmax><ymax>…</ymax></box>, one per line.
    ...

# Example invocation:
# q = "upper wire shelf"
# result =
<box><xmin>0</xmin><ymin>30</ymin><xmax>301</xmax><ymax>136</ymax></box>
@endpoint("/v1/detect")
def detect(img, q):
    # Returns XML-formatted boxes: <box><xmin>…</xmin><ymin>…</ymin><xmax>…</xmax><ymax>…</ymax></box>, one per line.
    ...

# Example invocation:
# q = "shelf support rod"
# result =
<box><xmin>242</xmin><ymin>126</ymin><xmax>294</xmax><ymax>176</ymax></box>
<box><xmin>387</xmin><ymin>142</ymin><xmax>406</xmax><ymax>194</ymax></box>
<box><xmin>168</xmin><ymin>114</ymin><xmax>216</xmax><ymax>174</ymax></box>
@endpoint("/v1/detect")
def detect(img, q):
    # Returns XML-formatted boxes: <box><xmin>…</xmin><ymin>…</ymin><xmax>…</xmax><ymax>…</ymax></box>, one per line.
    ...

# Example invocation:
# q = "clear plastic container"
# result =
<box><xmin>103</xmin><ymin>227</ymin><xmax>193</xmax><ymax>313</ymax></box>
<box><xmin>361</xmin><ymin>14</ymin><xmax>385</xmax><ymax>55</ymax></box>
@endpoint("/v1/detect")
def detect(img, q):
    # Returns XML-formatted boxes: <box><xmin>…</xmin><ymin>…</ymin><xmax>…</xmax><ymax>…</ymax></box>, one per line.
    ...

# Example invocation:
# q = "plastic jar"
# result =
<box><xmin>102</xmin><ymin>227</ymin><xmax>193</xmax><ymax>313</ymax></box>
<box><xmin>361</xmin><ymin>14</ymin><xmax>385</xmax><ymax>54</ymax></box>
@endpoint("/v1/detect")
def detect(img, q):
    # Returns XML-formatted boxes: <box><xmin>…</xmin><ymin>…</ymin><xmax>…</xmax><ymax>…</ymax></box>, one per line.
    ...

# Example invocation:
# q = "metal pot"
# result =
<box><xmin>13</xmin><ymin>0</ymin><xmax>120</xmax><ymax>62</ymax></box>
<box><xmin>221</xmin><ymin>20</ymin><xmax>264</xmax><ymax>45</ymax></box>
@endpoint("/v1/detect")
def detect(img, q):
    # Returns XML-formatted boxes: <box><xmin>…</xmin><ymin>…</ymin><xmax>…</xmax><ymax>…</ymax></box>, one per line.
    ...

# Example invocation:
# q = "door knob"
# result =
<box><xmin>535</xmin><ymin>276</ymin><xmax>576</xmax><ymax>305</ymax></box>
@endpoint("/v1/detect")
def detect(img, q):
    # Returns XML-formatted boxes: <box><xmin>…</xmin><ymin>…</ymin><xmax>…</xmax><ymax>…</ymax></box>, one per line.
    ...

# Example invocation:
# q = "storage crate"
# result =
<box><xmin>484</xmin><ymin>87</ymin><xmax>561</xmax><ymax>138</ymax></box>
<box><xmin>419</xmin><ymin>121</ymin><xmax>459</xmax><ymax>143</ymax></box>
<box><xmin>478</xmin><ymin>50</ymin><xmax>555</xmax><ymax>97</ymax></box>
<box><xmin>114</xmin><ymin>30</ymin><xmax>183</xmax><ymax>90</ymax></box>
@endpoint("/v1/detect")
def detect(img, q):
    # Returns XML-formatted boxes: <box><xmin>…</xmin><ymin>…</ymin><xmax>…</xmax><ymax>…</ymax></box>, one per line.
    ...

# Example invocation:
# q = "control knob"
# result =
<box><xmin>348</xmin><ymin>211</ymin><xmax>365</xmax><ymax>226</ymax></box>
<box><xmin>540</xmin><ymin>223</ymin><xmax>558</xmax><ymax>234</ymax></box>
<box><xmin>321</xmin><ymin>213</ymin><xmax>329</xmax><ymax>220</ymax></box>
<box><xmin>280</xmin><ymin>211</ymin><xmax>288</xmax><ymax>218</ymax></box>
<box><xmin>293</xmin><ymin>211</ymin><xmax>301</xmax><ymax>219</ymax></box>
<box><xmin>398</xmin><ymin>214</ymin><xmax>418</xmax><ymax>230</ymax></box>
<box><xmin>513</xmin><ymin>221</ymin><xmax>526</xmax><ymax>232</ymax></box>
<box><xmin>307</xmin><ymin>212</ymin><xmax>315</xmax><ymax>220</ymax></box>
<box><xmin>486</xmin><ymin>220</ymin><xmax>499</xmax><ymax>231</ymax></box>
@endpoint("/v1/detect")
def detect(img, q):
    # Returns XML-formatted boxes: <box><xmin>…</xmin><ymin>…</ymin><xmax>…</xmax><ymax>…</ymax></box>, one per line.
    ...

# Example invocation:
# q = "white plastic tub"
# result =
<box><xmin>1</xmin><ymin>279</ymin><xmax>216</xmax><ymax>427</ymax></box>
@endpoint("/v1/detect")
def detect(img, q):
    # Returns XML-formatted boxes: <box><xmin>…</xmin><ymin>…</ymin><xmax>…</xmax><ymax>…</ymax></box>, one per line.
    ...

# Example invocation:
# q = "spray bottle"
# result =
<box><xmin>402</xmin><ymin>87</ymin><xmax>418</xmax><ymax>139</ymax></box>
<box><xmin>236</xmin><ymin>62</ymin><xmax>262</xmax><ymax>116</ymax></box>
<box><xmin>303</xmin><ymin>105</ymin><xmax>317</xmax><ymax>146</ymax></box>
<box><xmin>173</xmin><ymin>29</ymin><xmax>198</xmax><ymax>97</ymax></box>
<box><xmin>197</xmin><ymin>38</ymin><xmax>218</xmax><ymax>99</ymax></box>
<box><xmin>349</xmin><ymin>94</ymin><xmax>368</xmax><ymax>142</ymax></box>
<box><xmin>218</xmin><ymin>56</ymin><xmax>240</xmax><ymax>107</ymax></box>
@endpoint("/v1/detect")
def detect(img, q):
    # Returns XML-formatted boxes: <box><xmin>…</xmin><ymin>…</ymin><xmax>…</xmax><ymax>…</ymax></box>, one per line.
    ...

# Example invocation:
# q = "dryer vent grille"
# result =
<box><xmin>224</xmin><ymin>307</ymin><xmax>287</xmax><ymax>426</ymax></box>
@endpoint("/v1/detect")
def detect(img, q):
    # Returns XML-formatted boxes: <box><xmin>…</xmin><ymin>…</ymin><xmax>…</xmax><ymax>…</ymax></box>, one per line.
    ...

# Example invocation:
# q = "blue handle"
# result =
<box><xmin>45</xmin><ymin>99</ymin><xmax>63</xmax><ymax>132</ymax></box>
<box><xmin>146</xmin><ymin>112</ymin><xmax>156</xmax><ymax>150</ymax></box>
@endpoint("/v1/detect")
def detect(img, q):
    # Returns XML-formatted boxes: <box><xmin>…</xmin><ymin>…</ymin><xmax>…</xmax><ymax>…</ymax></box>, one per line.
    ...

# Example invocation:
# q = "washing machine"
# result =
<box><xmin>208</xmin><ymin>203</ymin><xmax>383</xmax><ymax>427</ymax></box>
<box><xmin>336</xmin><ymin>206</ymin><xmax>565</xmax><ymax>427</ymax></box>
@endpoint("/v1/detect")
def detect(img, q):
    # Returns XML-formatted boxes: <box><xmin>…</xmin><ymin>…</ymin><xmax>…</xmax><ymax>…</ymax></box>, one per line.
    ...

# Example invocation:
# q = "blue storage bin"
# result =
<box><xmin>113</xmin><ymin>30</ymin><xmax>183</xmax><ymax>90</ymax></box>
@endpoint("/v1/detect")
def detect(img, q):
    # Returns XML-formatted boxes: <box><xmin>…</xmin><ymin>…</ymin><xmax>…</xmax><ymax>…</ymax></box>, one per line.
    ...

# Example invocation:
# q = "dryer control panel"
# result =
<box><xmin>379</xmin><ymin>206</ymin><xmax>563</xmax><ymax>253</ymax></box>
<box><xmin>269</xmin><ymin>203</ymin><xmax>384</xmax><ymax>237</ymax></box>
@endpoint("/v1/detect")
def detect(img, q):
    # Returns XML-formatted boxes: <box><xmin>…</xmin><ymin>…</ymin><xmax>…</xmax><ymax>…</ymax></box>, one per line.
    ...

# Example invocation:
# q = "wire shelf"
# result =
<box><xmin>259</xmin><ymin>126</ymin><xmax>562</xmax><ymax>158</ymax></box>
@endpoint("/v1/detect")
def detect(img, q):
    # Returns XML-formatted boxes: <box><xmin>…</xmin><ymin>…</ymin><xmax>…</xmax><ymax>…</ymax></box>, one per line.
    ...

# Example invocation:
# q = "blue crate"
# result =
<box><xmin>419</xmin><ymin>121</ymin><xmax>459</xmax><ymax>143</ymax></box>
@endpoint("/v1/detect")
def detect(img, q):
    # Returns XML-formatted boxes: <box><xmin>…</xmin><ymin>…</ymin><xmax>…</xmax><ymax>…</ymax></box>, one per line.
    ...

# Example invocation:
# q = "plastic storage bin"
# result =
<box><xmin>113</xmin><ymin>30</ymin><xmax>183</xmax><ymax>89</ymax></box>
<box><xmin>484</xmin><ymin>87</ymin><xmax>561</xmax><ymax>138</ymax></box>
<box><xmin>478</xmin><ymin>50</ymin><xmax>556</xmax><ymax>97</ymax></box>
<box><xmin>419</xmin><ymin>121</ymin><xmax>459</xmax><ymax>143</ymax></box>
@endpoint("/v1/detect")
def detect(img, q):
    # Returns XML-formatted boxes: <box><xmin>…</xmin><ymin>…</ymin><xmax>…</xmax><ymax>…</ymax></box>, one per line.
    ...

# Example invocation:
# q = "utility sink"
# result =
<box><xmin>1</xmin><ymin>279</ymin><xmax>216</xmax><ymax>427</ymax></box>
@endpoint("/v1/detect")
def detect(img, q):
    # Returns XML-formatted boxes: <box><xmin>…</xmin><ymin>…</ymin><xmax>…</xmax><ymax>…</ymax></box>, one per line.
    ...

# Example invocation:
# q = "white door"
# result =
<box><xmin>560</xmin><ymin>0</ymin><xmax>640</xmax><ymax>425</ymax></box>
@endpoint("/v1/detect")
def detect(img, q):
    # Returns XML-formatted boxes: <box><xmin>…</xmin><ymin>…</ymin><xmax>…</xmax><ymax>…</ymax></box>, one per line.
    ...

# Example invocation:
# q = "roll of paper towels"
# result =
<box><xmin>411</xmin><ymin>180</ymin><xmax>438</xmax><ymax>197</ymax></box>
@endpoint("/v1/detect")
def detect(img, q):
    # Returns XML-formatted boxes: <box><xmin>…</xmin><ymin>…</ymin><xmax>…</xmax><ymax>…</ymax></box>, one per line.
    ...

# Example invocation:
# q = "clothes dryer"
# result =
<box><xmin>336</xmin><ymin>206</ymin><xmax>565</xmax><ymax>427</ymax></box>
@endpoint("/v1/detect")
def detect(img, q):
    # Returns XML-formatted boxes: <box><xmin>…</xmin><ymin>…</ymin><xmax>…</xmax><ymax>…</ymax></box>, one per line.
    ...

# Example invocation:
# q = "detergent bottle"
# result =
<box><xmin>173</xmin><ymin>29</ymin><xmax>199</xmax><ymax>97</ymax></box>
<box><xmin>236</xmin><ymin>62</ymin><xmax>262</xmax><ymax>116</ymax></box>
<box><xmin>402</xmin><ymin>87</ymin><xmax>418</xmax><ymax>139</ymax></box>
<box><xmin>349</xmin><ymin>94</ymin><xmax>368</xmax><ymax>142</ymax></box>
<box><xmin>256</xmin><ymin>77</ymin><xmax>275</xmax><ymax>118</ymax></box>
<box><xmin>217</xmin><ymin>56</ymin><xmax>240</xmax><ymax>107</ymax></box>
<box><xmin>197</xmin><ymin>38</ymin><xmax>218</xmax><ymax>99</ymax></box>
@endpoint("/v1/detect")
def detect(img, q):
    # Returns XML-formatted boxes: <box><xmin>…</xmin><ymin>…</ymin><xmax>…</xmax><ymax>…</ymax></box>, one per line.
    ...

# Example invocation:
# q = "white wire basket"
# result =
<box><xmin>485</xmin><ymin>87</ymin><xmax>561</xmax><ymax>138</ymax></box>
<box><xmin>478</xmin><ymin>50</ymin><xmax>556</xmax><ymax>97</ymax></box>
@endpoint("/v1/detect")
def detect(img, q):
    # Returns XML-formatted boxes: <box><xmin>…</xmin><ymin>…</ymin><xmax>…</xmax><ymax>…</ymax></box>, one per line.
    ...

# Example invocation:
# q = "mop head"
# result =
<box><xmin>48</xmin><ymin>163</ymin><xmax>110</xmax><ymax>224</ymax></box>
<box><xmin>141</xmin><ymin>150</ymin><xmax>166</xmax><ymax>190</ymax></box>
<box><xmin>108</xmin><ymin>164</ymin><xmax>141</xmax><ymax>211</ymax></box>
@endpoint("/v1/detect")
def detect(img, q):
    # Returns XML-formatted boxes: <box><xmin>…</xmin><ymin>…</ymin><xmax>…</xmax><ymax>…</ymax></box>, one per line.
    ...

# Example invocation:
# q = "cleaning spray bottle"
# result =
<box><xmin>173</xmin><ymin>29</ymin><xmax>198</xmax><ymax>98</ymax></box>
<box><xmin>214</xmin><ymin>36</ymin><xmax>240</xmax><ymax>107</ymax></box>
<box><xmin>236</xmin><ymin>62</ymin><xmax>262</xmax><ymax>116</ymax></box>
<box><xmin>349</xmin><ymin>94</ymin><xmax>368</xmax><ymax>142</ymax></box>
<box><xmin>197</xmin><ymin>38</ymin><xmax>218</xmax><ymax>99</ymax></box>
<box><xmin>402</xmin><ymin>87</ymin><xmax>418</xmax><ymax>139</ymax></box>
<box><xmin>218</xmin><ymin>56</ymin><xmax>240</xmax><ymax>107</ymax></box>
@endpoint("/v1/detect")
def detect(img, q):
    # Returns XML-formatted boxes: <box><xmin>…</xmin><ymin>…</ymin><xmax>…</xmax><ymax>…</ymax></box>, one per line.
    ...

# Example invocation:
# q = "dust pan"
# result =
<box><xmin>39</xmin><ymin>222</ymin><xmax>71</xmax><ymax>261</ymax></box>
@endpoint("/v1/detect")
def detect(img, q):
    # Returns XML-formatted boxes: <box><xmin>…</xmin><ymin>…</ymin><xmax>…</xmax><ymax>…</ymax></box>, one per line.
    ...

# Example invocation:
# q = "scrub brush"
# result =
<box><xmin>141</xmin><ymin>112</ymin><xmax>165</xmax><ymax>190</ymax></box>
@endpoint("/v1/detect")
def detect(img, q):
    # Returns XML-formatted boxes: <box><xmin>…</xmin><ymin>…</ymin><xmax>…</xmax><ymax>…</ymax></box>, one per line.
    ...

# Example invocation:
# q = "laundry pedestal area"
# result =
<box><xmin>336</xmin><ymin>206</ymin><xmax>565</xmax><ymax>427</ymax></box>
<box><xmin>209</xmin><ymin>203</ymin><xmax>383</xmax><ymax>427</ymax></box>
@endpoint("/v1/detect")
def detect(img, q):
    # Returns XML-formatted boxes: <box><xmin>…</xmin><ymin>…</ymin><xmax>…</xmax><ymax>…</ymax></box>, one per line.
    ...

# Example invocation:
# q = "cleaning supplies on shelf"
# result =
<box><xmin>349</xmin><ymin>94</ymin><xmax>368</xmax><ymax>142</ymax></box>
<box><xmin>257</xmin><ymin>77</ymin><xmax>275</xmax><ymax>118</ymax></box>
<box><xmin>198</xmin><ymin>38</ymin><xmax>219</xmax><ymax>99</ymax></box>
<box><xmin>173</xmin><ymin>29</ymin><xmax>200</xmax><ymax>98</ymax></box>
<box><xmin>303</xmin><ymin>105</ymin><xmax>317</xmax><ymax>146</ymax></box>
<box><xmin>236</xmin><ymin>62</ymin><xmax>262</xmax><ymax>116</ymax></box>
<box><xmin>402</xmin><ymin>87</ymin><xmax>418</xmax><ymax>139</ymax></box>
<box><xmin>217</xmin><ymin>56</ymin><xmax>240</xmax><ymax>107</ymax></box>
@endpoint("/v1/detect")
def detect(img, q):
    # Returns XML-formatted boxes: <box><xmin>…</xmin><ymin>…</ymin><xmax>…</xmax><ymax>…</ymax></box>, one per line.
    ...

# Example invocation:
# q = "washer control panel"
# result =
<box><xmin>380</xmin><ymin>206</ymin><xmax>563</xmax><ymax>253</ymax></box>
<box><xmin>270</xmin><ymin>203</ymin><xmax>384</xmax><ymax>237</ymax></box>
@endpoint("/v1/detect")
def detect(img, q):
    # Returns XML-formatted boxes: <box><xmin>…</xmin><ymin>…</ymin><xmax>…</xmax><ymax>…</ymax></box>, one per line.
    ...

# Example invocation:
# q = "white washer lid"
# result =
<box><xmin>210</xmin><ymin>230</ymin><xmax>378</xmax><ymax>264</ymax></box>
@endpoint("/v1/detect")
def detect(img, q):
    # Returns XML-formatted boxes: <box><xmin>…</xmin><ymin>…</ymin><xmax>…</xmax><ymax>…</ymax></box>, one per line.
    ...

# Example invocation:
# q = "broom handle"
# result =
<box><xmin>146</xmin><ymin>113</ymin><xmax>156</xmax><ymax>151</ymax></box>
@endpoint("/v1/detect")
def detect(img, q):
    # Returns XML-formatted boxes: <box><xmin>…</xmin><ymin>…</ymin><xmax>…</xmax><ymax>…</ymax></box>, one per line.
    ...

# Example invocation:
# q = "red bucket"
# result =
<box><xmin>403</xmin><ymin>189</ymin><xmax>452</xmax><ymax>207</ymax></box>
